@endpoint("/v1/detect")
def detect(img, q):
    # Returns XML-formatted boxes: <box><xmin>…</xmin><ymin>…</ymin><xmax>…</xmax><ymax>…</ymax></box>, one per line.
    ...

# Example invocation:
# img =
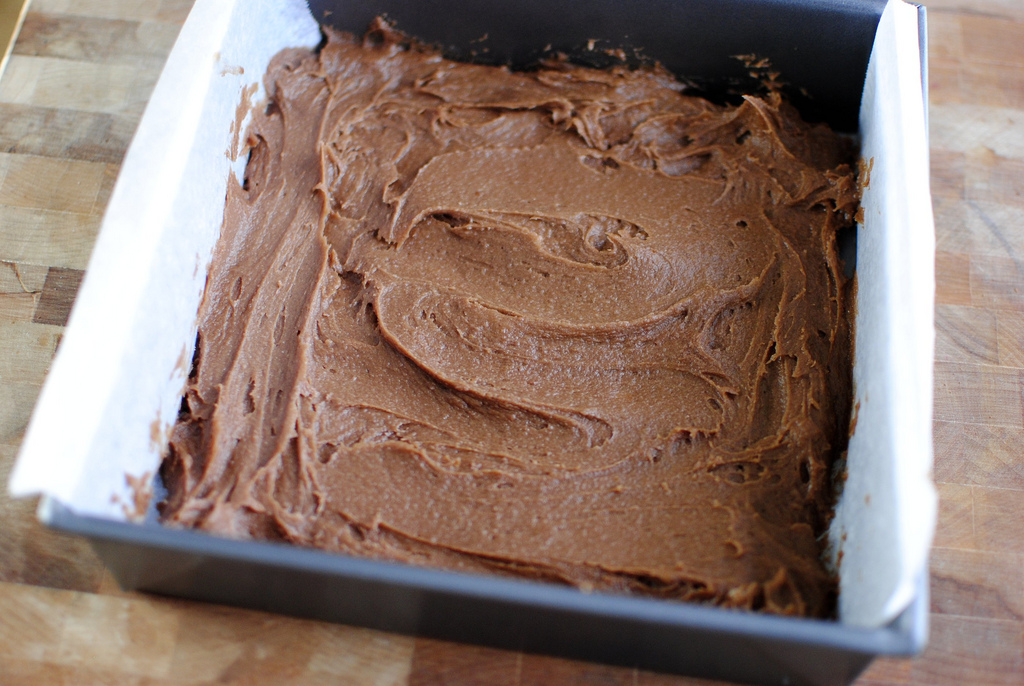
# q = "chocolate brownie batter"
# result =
<box><xmin>162</xmin><ymin>22</ymin><xmax>858</xmax><ymax>618</ymax></box>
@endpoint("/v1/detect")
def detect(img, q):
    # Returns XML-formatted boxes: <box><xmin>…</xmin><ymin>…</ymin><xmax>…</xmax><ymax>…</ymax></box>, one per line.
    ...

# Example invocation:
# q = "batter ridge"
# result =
<box><xmin>162</xmin><ymin>21</ymin><xmax>858</xmax><ymax>618</ymax></box>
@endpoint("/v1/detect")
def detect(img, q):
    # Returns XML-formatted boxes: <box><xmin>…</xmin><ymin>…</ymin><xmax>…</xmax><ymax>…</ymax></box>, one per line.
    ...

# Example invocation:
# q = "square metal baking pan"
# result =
<box><xmin>22</xmin><ymin>0</ymin><xmax>932</xmax><ymax>684</ymax></box>
<box><xmin>43</xmin><ymin>498</ymin><xmax>927</xmax><ymax>686</ymax></box>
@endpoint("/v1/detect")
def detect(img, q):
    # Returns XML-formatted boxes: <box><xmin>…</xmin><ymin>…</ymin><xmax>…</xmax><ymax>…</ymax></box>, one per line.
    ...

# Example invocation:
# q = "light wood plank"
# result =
<box><xmin>932</xmin><ymin>195</ymin><xmax>969</xmax><ymax>255</ymax></box>
<box><xmin>58</xmin><ymin>589</ymin><xmax>180</xmax><ymax>678</ymax></box>
<box><xmin>169</xmin><ymin>606</ymin><xmax>414</xmax><ymax>685</ymax></box>
<box><xmin>14</xmin><ymin>13</ymin><xmax>181</xmax><ymax>67</ymax></box>
<box><xmin>939</xmin><ymin>200</ymin><xmax>1024</xmax><ymax>261</ymax></box>
<box><xmin>0</xmin><ymin>320</ymin><xmax>61</xmax><ymax>387</ymax></box>
<box><xmin>0</xmin><ymin>205</ymin><xmax>101</xmax><ymax>270</ymax></box>
<box><xmin>996</xmin><ymin>310</ymin><xmax>1024</xmax><ymax>367</ymax></box>
<box><xmin>0</xmin><ymin>102</ymin><xmax>139</xmax><ymax>164</ymax></box>
<box><xmin>0</xmin><ymin>580</ymin><xmax>416</xmax><ymax>685</ymax></box>
<box><xmin>28</xmin><ymin>0</ymin><xmax>192</xmax><ymax>23</ymax></box>
<box><xmin>931</xmin><ymin>104</ymin><xmax>1024</xmax><ymax>159</ymax></box>
<box><xmin>935</xmin><ymin>304</ymin><xmax>998</xmax><ymax>365</ymax></box>
<box><xmin>927</xmin><ymin>12</ymin><xmax>963</xmax><ymax>62</ymax></box>
<box><xmin>0</xmin><ymin>290</ymin><xmax>36</xmax><ymax>322</ymax></box>
<box><xmin>928</xmin><ymin>59</ymin><xmax>960</xmax><ymax>107</ymax></box>
<box><xmin>0</xmin><ymin>581</ymin><xmax>179</xmax><ymax>678</ymax></box>
<box><xmin>0</xmin><ymin>383</ymin><xmax>43</xmax><ymax>447</ymax></box>
<box><xmin>0</xmin><ymin>261</ymin><xmax>47</xmax><ymax>322</ymax></box>
<box><xmin>961</xmin><ymin>15</ymin><xmax>1024</xmax><ymax>67</ymax></box>
<box><xmin>0</xmin><ymin>579</ymin><xmax>74</xmax><ymax>664</ymax></box>
<box><xmin>930</xmin><ymin>547</ymin><xmax>1024</xmax><ymax>621</ymax></box>
<box><xmin>0</xmin><ymin>54</ymin><xmax>155</xmax><ymax>115</ymax></box>
<box><xmin>919</xmin><ymin>0</ymin><xmax>1024</xmax><ymax>21</ymax></box>
<box><xmin>0</xmin><ymin>444</ymin><xmax>106</xmax><ymax>590</ymax></box>
<box><xmin>934</xmin><ymin>482</ymin><xmax>977</xmax><ymax>550</ymax></box>
<box><xmin>520</xmin><ymin>653</ymin><xmax>637</xmax><ymax>686</ymax></box>
<box><xmin>0</xmin><ymin>659</ymin><xmax>173</xmax><ymax>686</ymax></box>
<box><xmin>970</xmin><ymin>253</ymin><xmax>1024</xmax><ymax>313</ymax></box>
<box><xmin>974</xmin><ymin>486</ymin><xmax>1024</xmax><ymax>554</ymax></box>
<box><xmin>935</xmin><ymin>251</ymin><xmax>972</xmax><ymax>306</ymax></box>
<box><xmin>0</xmin><ymin>152</ymin><xmax>110</xmax><ymax>214</ymax></box>
<box><xmin>931</xmin><ymin>149</ymin><xmax>965</xmax><ymax>200</ymax></box>
<box><xmin>960</xmin><ymin>62</ymin><xmax>1024</xmax><ymax>111</ymax></box>
<box><xmin>966</xmin><ymin>147</ymin><xmax>1024</xmax><ymax>207</ymax></box>
<box><xmin>409</xmin><ymin>639</ymin><xmax>520</xmax><ymax>686</ymax></box>
<box><xmin>856</xmin><ymin>657</ymin><xmax>911</xmax><ymax>686</ymax></box>
<box><xmin>904</xmin><ymin>615</ymin><xmax>1024</xmax><ymax>686</ymax></box>
<box><xmin>934</xmin><ymin>421</ymin><xmax>1024</xmax><ymax>490</ymax></box>
<box><xmin>637</xmin><ymin>671</ymin><xmax>736</xmax><ymax>686</ymax></box>
<box><xmin>933</xmin><ymin>361</ymin><xmax>1023</xmax><ymax>427</ymax></box>
<box><xmin>928</xmin><ymin>14</ymin><xmax>1024</xmax><ymax>110</ymax></box>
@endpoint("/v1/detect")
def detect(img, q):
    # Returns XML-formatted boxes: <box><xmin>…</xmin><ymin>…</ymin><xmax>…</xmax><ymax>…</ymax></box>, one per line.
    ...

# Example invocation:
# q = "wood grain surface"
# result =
<box><xmin>1</xmin><ymin>0</ymin><xmax>1022</xmax><ymax>683</ymax></box>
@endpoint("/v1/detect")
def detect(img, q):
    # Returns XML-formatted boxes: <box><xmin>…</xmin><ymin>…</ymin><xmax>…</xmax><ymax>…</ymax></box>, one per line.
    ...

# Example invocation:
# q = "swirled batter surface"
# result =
<box><xmin>162</xmin><ymin>23</ymin><xmax>858</xmax><ymax>618</ymax></box>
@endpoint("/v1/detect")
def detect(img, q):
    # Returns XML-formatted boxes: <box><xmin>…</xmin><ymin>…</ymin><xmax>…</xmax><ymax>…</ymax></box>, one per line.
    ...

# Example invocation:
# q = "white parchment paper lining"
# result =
<box><xmin>830</xmin><ymin>0</ymin><xmax>937</xmax><ymax>628</ymax></box>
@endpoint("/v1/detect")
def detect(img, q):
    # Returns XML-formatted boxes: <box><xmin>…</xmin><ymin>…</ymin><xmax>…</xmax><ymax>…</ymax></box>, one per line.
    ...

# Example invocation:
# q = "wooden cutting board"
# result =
<box><xmin>1</xmin><ymin>0</ymin><xmax>1022</xmax><ymax>683</ymax></box>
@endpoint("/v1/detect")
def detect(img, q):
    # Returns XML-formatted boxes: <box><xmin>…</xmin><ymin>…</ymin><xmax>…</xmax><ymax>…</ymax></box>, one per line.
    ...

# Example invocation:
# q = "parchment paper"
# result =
<box><xmin>8</xmin><ymin>0</ymin><xmax>320</xmax><ymax>516</ymax></box>
<box><xmin>829</xmin><ymin>0</ymin><xmax>937</xmax><ymax>628</ymax></box>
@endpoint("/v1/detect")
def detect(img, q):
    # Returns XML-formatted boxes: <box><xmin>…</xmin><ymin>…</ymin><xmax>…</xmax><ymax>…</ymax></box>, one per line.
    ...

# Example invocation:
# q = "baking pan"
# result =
<box><xmin>308</xmin><ymin>0</ymin><xmax>889</xmax><ymax>132</ymax></box>
<box><xmin>11</xmin><ymin>0</ymin><xmax>935</xmax><ymax>684</ymax></box>
<box><xmin>43</xmin><ymin>497</ymin><xmax>928</xmax><ymax>686</ymax></box>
